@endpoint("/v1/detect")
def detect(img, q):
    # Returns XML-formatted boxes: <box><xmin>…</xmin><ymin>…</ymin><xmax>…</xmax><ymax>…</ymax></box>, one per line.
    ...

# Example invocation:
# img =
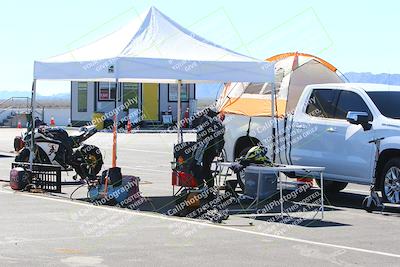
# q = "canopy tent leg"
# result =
<box><xmin>271</xmin><ymin>82</ymin><xmax>276</xmax><ymax>163</ymax></box>
<box><xmin>29</xmin><ymin>79</ymin><xmax>37</xmax><ymax>170</ymax></box>
<box><xmin>177</xmin><ymin>79</ymin><xmax>182</xmax><ymax>143</ymax></box>
<box><xmin>112</xmin><ymin>79</ymin><xmax>119</xmax><ymax>167</ymax></box>
<box><xmin>112</xmin><ymin>113</ymin><xmax>117</xmax><ymax>167</ymax></box>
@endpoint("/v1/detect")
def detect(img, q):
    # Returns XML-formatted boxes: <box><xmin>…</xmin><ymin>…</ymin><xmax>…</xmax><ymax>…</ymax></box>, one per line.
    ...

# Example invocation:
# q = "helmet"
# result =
<box><xmin>244</xmin><ymin>146</ymin><xmax>269</xmax><ymax>163</ymax></box>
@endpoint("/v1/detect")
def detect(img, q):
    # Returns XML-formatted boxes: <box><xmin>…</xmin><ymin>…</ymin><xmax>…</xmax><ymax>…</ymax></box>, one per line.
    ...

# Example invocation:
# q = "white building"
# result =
<box><xmin>70</xmin><ymin>81</ymin><xmax>196</xmax><ymax>127</ymax></box>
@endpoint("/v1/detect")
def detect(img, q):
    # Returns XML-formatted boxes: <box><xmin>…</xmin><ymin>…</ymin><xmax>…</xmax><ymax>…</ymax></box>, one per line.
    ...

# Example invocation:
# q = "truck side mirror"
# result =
<box><xmin>346</xmin><ymin>111</ymin><xmax>372</xmax><ymax>131</ymax></box>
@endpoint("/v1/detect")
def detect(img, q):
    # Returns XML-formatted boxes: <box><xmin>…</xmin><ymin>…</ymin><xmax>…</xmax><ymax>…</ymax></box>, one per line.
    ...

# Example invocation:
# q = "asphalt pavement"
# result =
<box><xmin>0</xmin><ymin>128</ymin><xmax>399</xmax><ymax>266</ymax></box>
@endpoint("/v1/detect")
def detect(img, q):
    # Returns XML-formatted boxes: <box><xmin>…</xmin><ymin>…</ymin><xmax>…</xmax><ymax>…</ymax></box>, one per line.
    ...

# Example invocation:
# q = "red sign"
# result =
<box><xmin>99</xmin><ymin>89</ymin><xmax>109</xmax><ymax>100</ymax></box>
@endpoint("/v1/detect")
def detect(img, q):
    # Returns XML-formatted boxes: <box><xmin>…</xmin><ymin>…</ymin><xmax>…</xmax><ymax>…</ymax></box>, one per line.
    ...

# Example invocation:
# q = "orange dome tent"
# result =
<box><xmin>217</xmin><ymin>52</ymin><xmax>344</xmax><ymax>117</ymax></box>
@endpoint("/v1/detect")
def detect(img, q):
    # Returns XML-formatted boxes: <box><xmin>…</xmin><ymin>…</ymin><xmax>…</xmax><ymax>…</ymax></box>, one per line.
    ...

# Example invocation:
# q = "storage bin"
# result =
<box><xmin>244</xmin><ymin>167</ymin><xmax>278</xmax><ymax>199</ymax></box>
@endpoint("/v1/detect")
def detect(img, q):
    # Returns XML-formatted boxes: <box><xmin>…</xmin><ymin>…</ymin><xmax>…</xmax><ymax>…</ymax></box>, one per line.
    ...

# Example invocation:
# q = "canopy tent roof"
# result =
<box><xmin>34</xmin><ymin>7</ymin><xmax>274</xmax><ymax>83</ymax></box>
<box><xmin>217</xmin><ymin>52</ymin><xmax>344</xmax><ymax>117</ymax></box>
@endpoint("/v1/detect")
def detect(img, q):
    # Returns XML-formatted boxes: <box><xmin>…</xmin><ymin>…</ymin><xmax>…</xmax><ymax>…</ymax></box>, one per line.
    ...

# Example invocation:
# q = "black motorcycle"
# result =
<box><xmin>14</xmin><ymin>125</ymin><xmax>103</xmax><ymax>180</ymax></box>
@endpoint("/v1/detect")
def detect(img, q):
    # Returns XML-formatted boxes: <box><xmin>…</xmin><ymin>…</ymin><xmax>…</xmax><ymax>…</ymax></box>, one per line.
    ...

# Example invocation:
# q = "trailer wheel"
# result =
<box><xmin>315</xmin><ymin>179</ymin><xmax>348</xmax><ymax>194</ymax></box>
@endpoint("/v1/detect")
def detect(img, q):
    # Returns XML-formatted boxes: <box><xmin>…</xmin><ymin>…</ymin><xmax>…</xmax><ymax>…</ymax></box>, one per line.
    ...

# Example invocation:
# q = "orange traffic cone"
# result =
<box><xmin>127</xmin><ymin>118</ymin><xmax>132</xmax><ymax>133</ymax></box>
<box><xmin>17</xmin><ymin>120</ymin><xmax>22</xmax><ymax>129</ymax></box>
<box><xmin>50</xmin><ymin>116</ymin><xmax>55</xmax><ymax>127</ymax></box>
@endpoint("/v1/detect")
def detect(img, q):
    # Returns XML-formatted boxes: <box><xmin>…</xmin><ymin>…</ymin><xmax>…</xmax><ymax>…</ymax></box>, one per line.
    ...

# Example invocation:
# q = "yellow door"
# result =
<box><xmin>142</xmin><ymin>83</ymin><xmax>159</xmax><ymax>121</ymax></box>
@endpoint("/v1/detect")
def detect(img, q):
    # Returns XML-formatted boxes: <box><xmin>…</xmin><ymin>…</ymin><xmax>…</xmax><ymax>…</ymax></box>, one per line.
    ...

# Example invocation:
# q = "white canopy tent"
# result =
<box><xmin>34</xmin><ymin>6</ymin><xmax>273</xmax><ymax>82</ymax></box>
<box><xmin>31</xmin><ymin>6</ymin><xmax>275</xmax><ymax>167</ymax></box>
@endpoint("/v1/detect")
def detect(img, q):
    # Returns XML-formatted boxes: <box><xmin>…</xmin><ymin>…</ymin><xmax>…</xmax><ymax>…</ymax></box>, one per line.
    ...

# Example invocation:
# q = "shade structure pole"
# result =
<box><xmin>271</xmin><ymin>82</ymin><xmax>276</xmax><ymax>163</ymax></box>
<box><xmin>112</xmin><ymin>112</ymin><xmax>117</xmax><ymax>167</ymax></box>
<box><xmin>112</xmin><ymin>79</ymin><xmax>119</xmax><ymax>168</ymax></box>
<box><xmin>29</xmin><ymin>79</ymin><xmax>37</xmax><ymax>170</ymax></box>
<box><xmin>177</xmin><ymin>79</ymin><xmax>182</xmax><ymax>143</ymax></box>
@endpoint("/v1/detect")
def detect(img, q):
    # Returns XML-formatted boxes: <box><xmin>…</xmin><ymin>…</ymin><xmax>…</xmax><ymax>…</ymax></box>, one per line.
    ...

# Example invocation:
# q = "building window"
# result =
<box><xmin>98</xmin><ymin>82</ymin><xmax>118</xmax><ymax>101</ymax></box>
<box><xmin>168</xmin><ymin>83</ymin><xmax>189</xmax><ymax>102</ymax></box>
<box><xmin>77</xmin><ymin>82</ymin><xmax>88</xmax><ymax>112</ymax></box>
<box><xmin>123</xmin><ymin>83</ymin><xmax>139</xmax><ymax>110</ymax></box>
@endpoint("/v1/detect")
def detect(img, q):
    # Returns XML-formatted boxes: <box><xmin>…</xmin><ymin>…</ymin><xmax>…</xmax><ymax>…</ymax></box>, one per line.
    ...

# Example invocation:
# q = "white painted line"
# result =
<box><xmin>16</xmin><ymin>191</ymin><xmax>400</xmax><ymax>259</ymax></box>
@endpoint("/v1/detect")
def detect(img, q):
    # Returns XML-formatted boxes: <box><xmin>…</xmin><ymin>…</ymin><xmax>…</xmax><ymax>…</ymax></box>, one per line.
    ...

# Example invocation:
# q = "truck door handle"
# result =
<box><xmin>326</xmin><ymin>127</ymin><xmax>337</xmax><ymax>133</ymax></box>
<box><xmin>293</xmin><ymin>124</ymin><xmax>306</xmax><ymax>129</ymax></box>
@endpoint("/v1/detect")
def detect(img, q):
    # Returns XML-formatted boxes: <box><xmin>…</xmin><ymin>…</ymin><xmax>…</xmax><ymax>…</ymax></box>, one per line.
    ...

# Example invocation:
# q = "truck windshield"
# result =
<box><xmin>367</xmin><ymin>91</ymin><xmax>400</xmax><ymax>119</ymax></box>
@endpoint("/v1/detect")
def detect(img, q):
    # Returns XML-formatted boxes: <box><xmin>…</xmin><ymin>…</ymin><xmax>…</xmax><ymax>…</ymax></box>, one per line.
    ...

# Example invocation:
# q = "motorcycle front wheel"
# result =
<box><xmin>74</xmin><ymin>145</ymin><xmax>103</xmax><ymax>179</ymax></box>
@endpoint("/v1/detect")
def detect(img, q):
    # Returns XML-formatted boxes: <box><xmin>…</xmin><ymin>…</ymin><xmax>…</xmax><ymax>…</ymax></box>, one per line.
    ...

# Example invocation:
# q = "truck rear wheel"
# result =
<box><xmin>380</xmin><ymin>158</ymin><xmax>400</xmax><ymax>204</ymax></box>
<box><xmin>315</xmin><ymin>179</ymin><xmax>348</xmax><ymax>194</ymax></box>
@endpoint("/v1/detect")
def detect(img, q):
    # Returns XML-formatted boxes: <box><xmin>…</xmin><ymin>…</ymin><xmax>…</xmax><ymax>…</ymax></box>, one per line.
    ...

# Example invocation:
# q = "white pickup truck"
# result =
<box><xmin>223</xmin><ymin>83</ymin><xmax>400</xmax><ymax>204</ymax></box>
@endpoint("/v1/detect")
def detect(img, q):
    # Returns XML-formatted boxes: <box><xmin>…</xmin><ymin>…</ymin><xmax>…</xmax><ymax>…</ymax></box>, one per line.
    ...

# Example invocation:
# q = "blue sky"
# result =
<box><xmin>0</xmin><ymin>0</ymin><xmax>399</xmax><ymax>95</ymax></box>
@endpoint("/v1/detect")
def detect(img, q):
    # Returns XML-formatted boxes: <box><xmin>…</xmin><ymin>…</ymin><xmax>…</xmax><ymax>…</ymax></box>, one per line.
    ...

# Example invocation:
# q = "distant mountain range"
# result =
<box><xmin>1</xmin><ymin>72</ymin><xmax>399</xmax><ymax>101</ymax></box>
<box><xmin>0</xmin><ymin>86</ymin><xmax>223</xmax><ymax>101</ymax></box>
<box><xmin>344</xmin><ymin>72</ymin><xmax>400</xmax><ymax>85</ymax></box>
<box><xmin>0</xmin><ymin>91</ymin><xmax>70</xmax><ymax>101</ymax></box>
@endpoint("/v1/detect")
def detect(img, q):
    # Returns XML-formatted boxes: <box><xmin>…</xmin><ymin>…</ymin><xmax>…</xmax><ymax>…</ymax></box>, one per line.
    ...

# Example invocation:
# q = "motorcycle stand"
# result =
<box><xmin>362</xmin><ymin>137</ymin><xmax>386</xmax><ymax>213</ymax></box>
<box><xmin>362</xmin><ymin>185</ymin><xmax>384</xmax><ymax>213</ymax></box>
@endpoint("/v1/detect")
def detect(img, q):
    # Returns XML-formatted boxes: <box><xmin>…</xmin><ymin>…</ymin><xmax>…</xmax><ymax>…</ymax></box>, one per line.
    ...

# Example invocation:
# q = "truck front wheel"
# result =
<box><xmin>315</xmin><ymin>179</ymin><xmax>348</xmax><ymax>194</ymax></box>
<box><xmin>380</xmin><ymin>158</ymin><xmax>400</xmax><ymax>204</ymax></box>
